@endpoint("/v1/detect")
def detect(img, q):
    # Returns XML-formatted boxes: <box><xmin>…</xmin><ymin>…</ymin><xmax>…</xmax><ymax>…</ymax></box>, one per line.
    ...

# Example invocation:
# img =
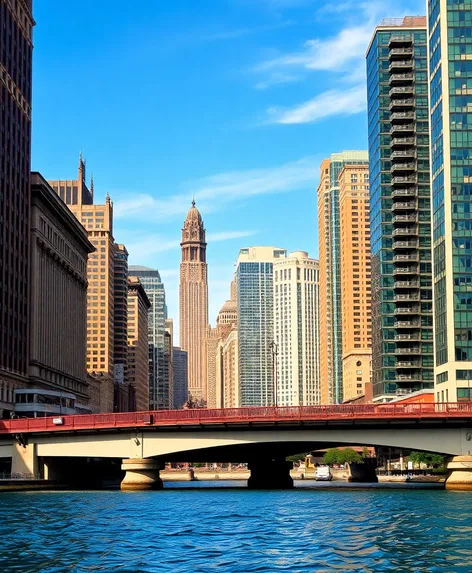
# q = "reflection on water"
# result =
<box><xmin>0</xmin><ymin>485</ymin><xmax>470</xmax><ymax>573</ymax></box>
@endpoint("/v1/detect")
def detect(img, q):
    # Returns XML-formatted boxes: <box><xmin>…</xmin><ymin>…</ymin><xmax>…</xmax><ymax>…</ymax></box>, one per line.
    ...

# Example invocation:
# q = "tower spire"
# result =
<box><xmin>192</xmin><ymin>196</ymin><xmax>196</xmax><ymax>208</ymax></box>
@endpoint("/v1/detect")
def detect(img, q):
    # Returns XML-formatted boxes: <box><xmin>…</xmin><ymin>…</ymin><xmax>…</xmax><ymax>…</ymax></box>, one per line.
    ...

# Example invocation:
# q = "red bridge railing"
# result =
<box><xmin>1</xmin><ymin>402</ymin><xmax>472</xmax><ymax>435</ymax></box>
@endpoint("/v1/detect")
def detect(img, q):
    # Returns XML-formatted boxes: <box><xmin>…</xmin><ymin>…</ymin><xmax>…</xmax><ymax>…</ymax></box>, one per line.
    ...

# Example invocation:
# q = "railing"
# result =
<box><xmin>0</xmin><ymin>473</ymin><xmax>41</xmax><ymax>481</ymax></box>
<box><xmin>0</xmin><ymin>403</ymin><xmax>472</xmax><ymax>435</ymax></box>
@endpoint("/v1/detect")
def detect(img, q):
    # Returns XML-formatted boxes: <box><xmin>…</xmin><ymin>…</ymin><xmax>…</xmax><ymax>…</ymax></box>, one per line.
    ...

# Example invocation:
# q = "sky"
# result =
<box><xmin>31</xmin><ymin>0</ymin><xmax>425</xmax><ymax>342</ymax></box>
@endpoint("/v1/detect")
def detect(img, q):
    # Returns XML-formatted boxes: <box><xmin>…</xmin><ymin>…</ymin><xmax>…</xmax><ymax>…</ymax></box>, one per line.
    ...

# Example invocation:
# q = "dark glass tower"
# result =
<box><xmin>0</xmin><ymin>0</ymin><xmax>34</xmax><ymax>414</ymax></box>
<box><xmin>367</xmin><ymin>17</ymin><xmax>434</xmax><ymax>401</ymax></box>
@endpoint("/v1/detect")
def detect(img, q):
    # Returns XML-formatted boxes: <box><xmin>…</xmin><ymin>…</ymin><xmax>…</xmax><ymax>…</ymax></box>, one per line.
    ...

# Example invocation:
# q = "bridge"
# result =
<box><xmin>1</xmin><ymin>403</ymin><xmax>472</xmax><ymax>490</ymax></box>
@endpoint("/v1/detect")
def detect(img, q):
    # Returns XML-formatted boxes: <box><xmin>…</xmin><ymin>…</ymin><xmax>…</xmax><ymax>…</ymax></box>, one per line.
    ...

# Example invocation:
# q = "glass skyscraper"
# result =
<box><xmin>367</xmin><ymin>17</ymin><xmax>434</xmax><ymax>401</ymax></box>
<box><xmin>128</xmin><ymin>266</ymin><xmax>170</xmax><ymax>409</ymax></box>
<box><xmin>428</xmin><ymin>0</ymin><xmax>472</xmax><ymax>402</ymax></box>
<box><xmin>236</xmin><ymin>247</ymin><xmax>286</xmax><ymax>406</ymax></box>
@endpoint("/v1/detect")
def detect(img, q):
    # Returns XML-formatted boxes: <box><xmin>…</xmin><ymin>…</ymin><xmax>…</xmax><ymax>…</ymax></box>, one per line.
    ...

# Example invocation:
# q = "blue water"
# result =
<box><xmin>1</xmin><ymin>484</ymin><xmax>471</xmax><ymax>572</ymax></box>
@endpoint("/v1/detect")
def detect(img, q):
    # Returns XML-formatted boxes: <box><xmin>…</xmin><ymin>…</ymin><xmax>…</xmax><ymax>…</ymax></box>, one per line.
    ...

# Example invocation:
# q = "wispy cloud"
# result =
<box><xmin>201</xmin><ymin>21</ymin><xmax>293</xmax><ymax>42</ymax></box>
<box><xmin>113</xmin><ymin>156</ymin><xmax>319</xmax><ymax>221</ymax></box>
<box><xmin>267</xmin><ymin>85</ymin><xmax>366</xmax><ymax>124</ymax></box>
<box><xmin>255</xmin><ymin>0</ymin><xmax>424</xmax><ymax>124</ymax></box>
<box><xmin>126</xmin><ymin>230</ymin><xmax>258</xmax><ymax>260</ymax></box>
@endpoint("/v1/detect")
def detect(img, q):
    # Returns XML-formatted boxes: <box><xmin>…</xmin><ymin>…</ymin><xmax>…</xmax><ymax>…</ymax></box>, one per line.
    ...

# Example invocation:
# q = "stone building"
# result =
<box><xmin>128</xmin><ymin>277</ymin><xmax>151</xmax><ymax>411</ymax></box>
<box><xmin>179</xmin><ymin>201</ymin><xmax>208</xmax><ymax>402</ymax></box>
<box><xmin>28</xmin><ymin>173</ymin><xmax>94</xmax><ymax>408</ymax></box>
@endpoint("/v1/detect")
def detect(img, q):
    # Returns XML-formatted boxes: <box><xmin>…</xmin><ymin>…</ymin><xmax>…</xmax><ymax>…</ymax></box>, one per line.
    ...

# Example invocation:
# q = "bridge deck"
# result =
<box><xmin>1</xmin><ymin>403</ymin><xmax>472</xmax><ymax>435</ymax></box>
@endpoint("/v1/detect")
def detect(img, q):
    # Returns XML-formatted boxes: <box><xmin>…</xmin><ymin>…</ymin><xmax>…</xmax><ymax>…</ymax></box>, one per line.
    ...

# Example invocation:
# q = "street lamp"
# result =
<box><xmin>269</xmin><ymin>341</ymin><xmax>279</xmax><ymax>408</ymax></box>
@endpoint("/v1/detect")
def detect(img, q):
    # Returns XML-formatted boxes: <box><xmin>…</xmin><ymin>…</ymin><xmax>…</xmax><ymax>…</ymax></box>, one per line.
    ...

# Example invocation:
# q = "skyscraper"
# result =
<box><xmin>127</xmin><ymin>277</ymin><xmax>151</xmax><ymax>411</ymax></box>
<box><xmin>317</xmin><ymin>151</ymin><xmax>369</xmax><ymax>404</ymax></box>
<box><xmin>273</xmin><ymin>252</ymin><xmax>321</xmax><ymax>406</ymax></box>
<box><xmin>128</xmin><ymin>266</ymin><xmax>170</xmax><ymax>410</ymax></box>
<box><xmin>367</xmin><ymin>17</ymin><xmax>434</xmax><ymax>401</ymax></box>
<box><xmin>236</xmin><ymin>246</ymin><xmax>286</xmax><ymax>407</ymax></box>
<box><xmin>0</xmin><ymin>0</ymin><xmax>34</xmax><ymax>410</ymax></box>
<box><xmin>113</xmin><ymin>244</ymin><xmax>129</xmax><ymax>411</ymax></box>
<box><xmin>427</xmin><ymin>1</ymin><xmax>472</xmax><ymax>402</ymax></box>
<box><xmin>172</xmin><ymin>347</ymin><xmax>188</xmax><ymax>409</ymax></box>
<box><xmin>49</xmin><ymin>160</ymin><xmax>116</xmax><ymax>412</ymax></box>
<box><xmin>339</xmin><ymin>164</ymin><xmax>372</xmax><ymax>402</ymax></box>
<box><xmin>179</xmin><ymin>201</ymin><xmax>208</xmax><ymax>403</ymax></box>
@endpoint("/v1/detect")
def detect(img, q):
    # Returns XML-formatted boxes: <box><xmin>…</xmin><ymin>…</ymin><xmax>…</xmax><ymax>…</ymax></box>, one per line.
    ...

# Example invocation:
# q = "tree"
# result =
<box><xmin>408</xmin><ymin>451</ymin><xmax>445</xmax><ymax>469</ymax></box>
<box><xmin>362</xmin><ymin>447</ymin><xmax>372</xmax><ymax>459</ymax></box>
<box><xmin>323</xmin><ymin>448</ymin><xmax>363</xmax><ymax>466</ymax></box>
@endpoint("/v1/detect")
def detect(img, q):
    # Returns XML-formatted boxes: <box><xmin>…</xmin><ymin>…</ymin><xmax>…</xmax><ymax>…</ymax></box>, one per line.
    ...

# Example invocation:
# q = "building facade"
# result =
<box><xmin>367</xmin><ymin>17</ymin><xmax>434</xmax><ymax>401</ymax></box>
<box><xmin>221</xmin><ymin>329</ymin><xmax>239</xmax><ymax>408</ymax></box>
<box><xmin>236</xmin><ymin>246</ymin><xmax>286</xmax><ymax>407</ymax></box>
<box><xmin>0</xmin><ymin>0</ymin><xmax>34</xmax><ymax>416</ymax></box>
<box><xmin>29</xmin><ymin>173</ymin><xmax>94</xmax><ymax>407</ymax></box>
<box><xmin>173</xmin><ymin>347</ymin><xmax>188</xmax><ymax>409</ymax></box>
<box><xmin>49</xmin><ymin>159</ymin><xmax>115</xmax><ymax>412</ymax></box>
<box><xmin>339</xmin><ymin>164</ymin><xmax>372</xmax><ymax>402</ymax></box>
<box><xmin>127</xmin><ymin>277</ymin><xmax>151</xmax><ymax>411</ymax></box>
<box><xmin>274</xmin><ymin>252</ymin><xmax>321</xmax><ymax>406</ymax></box>
<box><xmin>128</xmin><ymin>266</ymin><xmax>170</xmax><ymax>410</ymax></box>
<box><xmin>113</xmin><ymin>244</ymin><xmax>129</xmax><ymax>411</ymax></box>
<box><xmin>317</xmin><ymin>151</ymin><xmax>369</xmax><ymax>404</ymax></box>
<box><xmin>427</xmin><ymin>1</ymin><xmax>472</xmax><ymax>401</ymax></box>
<box><xmin>179</xmin><ymin>201</ymin><xmax>208</xmax><ymax>403</ymax></box>
<box><xmin>164</xmin><ymin>318</ymin><xmax>174</xmax><ymax>409</ymax></box>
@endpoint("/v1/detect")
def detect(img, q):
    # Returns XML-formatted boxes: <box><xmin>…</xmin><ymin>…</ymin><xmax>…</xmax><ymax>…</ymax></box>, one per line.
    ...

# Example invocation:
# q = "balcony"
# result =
<box><xmin>394</xmin><ymin>280</ymin><xmax>420</xmax><ymax>288</ymax></box>
<box><xmin>394</xmin><ymin>253</ymin><xmax>420</xmax><ymax>262</ymax></box>
<box><xmin>391</xmin><ymin>111</ymin><xmax>416</xmax><ymax>122</ymax></box>
<box><xmin>395</xmin><ymin>320</ymin><xmax>420</xmax><ymax>328</ymax></box>
<box><xmin>395</xmin><ymin>347</ymin><xmax>421</xmax><ymax>355</ymax></box>
<box><xmin>392</xmin><ymin>175</ymin><xmax>417</xmax><ymax>186</ymax></box>
<box><xmin>393</xmin><ymin>265</ymin><xmax>419</xmax><ymax>276</ymax></box>
<box><xmin>391</xmin><ymin>163</ymin><xmax>417</xmax><ymax>173</ymax></box>
<box><xmin>390</xmin><ymin>123</ymin><xmax>415</xmax><ymax>136</ymax></box>
<box><xmin>391</xmin><ymin>149</ymin><xmax>416</xmax><ymax>160</ymax></box>
<box><xmin>394</xmin><ymin>240</ymin><xmax>419</xmax><ymax>250</ymax></box>
<box><xmin>393</xmin><ymin>214</ymin><xmax>417</xmax><ymax>223</ymax></box>
<box><xmin>392</xmin><ymin>201</ymin><xmax>417</xmax><ymax>211</ymax></box>
<box><xmin>389</xmin><ymin>73</ymin><xmax>414</xmax><ymax>85</ymax></box>
<box><xmin>395</xmin><ymin>293</ymin><xmax>420</xmax><ymax>302</ymax></box>
<box><xmin>396</xmin><ymin>374</ymin><xmax>422</xmax><ymax>381</ymax></box>
<box><xmin>395</xmin><ymin>333</ymin><xmax>420</xmax><ymax>341</ymax></box>
<box><xmin>390</xmin><ymin>136</ymin><xmax>416</xmax><ymax>148</ymax></box>
<box><xmin>396</xmin><ymin>360</ymin><xmax>420</xmax><ymax>368</ymax></box>
<box><xmin>389</xmin><ymin>60</ymin><xmax>413</xmax><ymax>73</ymax></box>
<box><xmin>389</xmin><ymin>35</ymin><xmax>413</xmax><ymax>47</ymax></box>
<box><xmin>392</xmin><ymin>227</ymin><xmax>418</xmax><ymax>237</ymax></box>
<box><xmin>390</xmin><ymin>100</ymin><xmax>415</xmax><ymax>114</ymax></box>
<box><xmin>390</xmin><ymin>85</ymin><xmax>414</xmax><ymax>98</ymax></box>
<box><xmin>394</xmin><ymin>306</ymin><xmax>420</xmax><ymax>316</ymax></box>
<box><xmin>389</xmin><ymin>47</ymin><xmax>414</xmax><ymax>59</ymax></box>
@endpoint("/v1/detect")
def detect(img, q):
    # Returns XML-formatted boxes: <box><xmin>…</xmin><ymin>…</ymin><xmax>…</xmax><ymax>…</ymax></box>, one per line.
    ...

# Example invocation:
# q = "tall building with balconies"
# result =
<box><xmin>273</xmin><ymin>252</ymin><xmax>321</xmax><ymax>406</ymax></box>
<box><xmin>427</xmin><ymin>1</ymin><xmax>472</xmax><ymax>402</ymax></box>
<box><xmin>113</xmin><ymin>244</ymin><xmax>129</xmax><ymax>411</ymax></box>
<box><xmin>0</xmin><ymin>0</ymin><xmax>34</xmax><ymax>415</ymax></box>
<box><xmin>317</xmin><ymin>151</ymin><xmax>369</xmax><ymax>404</ymax></box>
<box><xmin>173</xmin><ymin>347</ymin><xmax>188</xmax><ymax>409</ymax></box>
<box><xmin>236</xmin><ymin>246</ymin><xmax>286</xmax><ymax>407</ymax></box>
<box><xmin>367</xmin><ymin>17</ymin><xmax>434</xmax><ymax>401</ymax></box>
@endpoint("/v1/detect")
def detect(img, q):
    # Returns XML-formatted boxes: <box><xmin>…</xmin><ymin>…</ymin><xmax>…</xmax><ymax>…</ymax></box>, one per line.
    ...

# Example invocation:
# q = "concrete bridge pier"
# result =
<box><xmin>445</xmin><ymin>456</ymin><xmax>472</xmax><ymax>491</ymax></box>
<box><xmin>121</xmin><ymin>458</ymin><xmax>164</xmax><ymax>491</ymax></box>
<box><xmin>247</xmin><ymin>459</ymin><xmax>294</xmax><ymax>489</ymax></box>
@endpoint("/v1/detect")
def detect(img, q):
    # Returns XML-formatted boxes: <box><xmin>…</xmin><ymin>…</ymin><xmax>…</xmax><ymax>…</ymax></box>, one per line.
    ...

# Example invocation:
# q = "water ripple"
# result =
<box><xmin>0</xmin><ymin>488</ymin><xmax>472</xmax><ymax>572</ymax></box>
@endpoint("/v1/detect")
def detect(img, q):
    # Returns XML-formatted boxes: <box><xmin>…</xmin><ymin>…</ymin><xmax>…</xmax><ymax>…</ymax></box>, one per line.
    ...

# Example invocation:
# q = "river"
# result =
<box><xmin>0</xmin><ymin>482</ymin><xmax>471</xmax><ymax>572</ymax></box>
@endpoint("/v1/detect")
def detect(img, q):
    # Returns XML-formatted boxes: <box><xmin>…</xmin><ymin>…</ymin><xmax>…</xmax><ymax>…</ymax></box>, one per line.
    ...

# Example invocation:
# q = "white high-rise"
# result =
<box><xmin>274</xmin><ymin>252</ymin><xmax>321</xmax><ymax>406</ymax></box>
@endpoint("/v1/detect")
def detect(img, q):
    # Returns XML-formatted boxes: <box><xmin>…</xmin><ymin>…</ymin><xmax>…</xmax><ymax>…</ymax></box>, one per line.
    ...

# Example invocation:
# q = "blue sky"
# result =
<box><xmin>32</xmin><ymin>0</ymin><xmax>425</xmax><ymax>341</ymax></box>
